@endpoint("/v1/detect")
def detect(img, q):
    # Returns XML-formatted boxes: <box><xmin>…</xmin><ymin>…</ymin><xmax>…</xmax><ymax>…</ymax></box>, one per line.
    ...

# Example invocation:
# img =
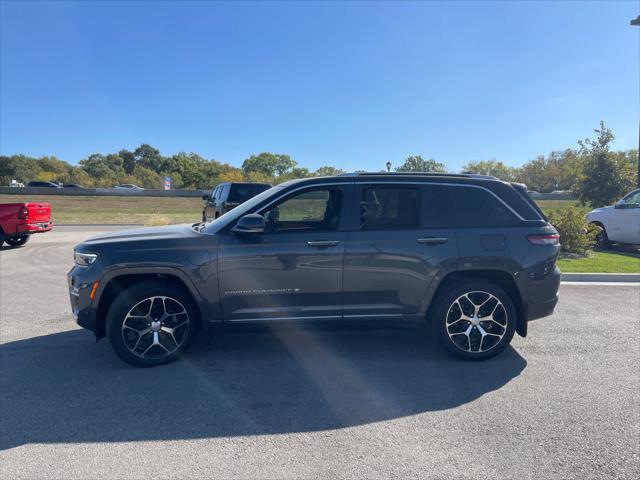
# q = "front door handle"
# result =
<box><xmin>307</xmin><ymin>240</ymin><xmax>340</xmax><ymax>247</ymax></box>
<box><xmin>417</xmin><ymin>237</ymin><xmax>448</xmax><ymax>245</ymax></box>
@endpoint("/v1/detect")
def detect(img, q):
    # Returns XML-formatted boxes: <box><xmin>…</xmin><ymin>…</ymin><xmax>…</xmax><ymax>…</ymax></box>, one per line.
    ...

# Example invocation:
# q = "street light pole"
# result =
<box><xmin>632</xmin><ymin>15</ymin><xmax>640</xmax><ymax>187</ymax></box>
<box><xmin>386</xmin><ymin>161</ymin><xmax>392</xmax><ymax>172</ymax></box>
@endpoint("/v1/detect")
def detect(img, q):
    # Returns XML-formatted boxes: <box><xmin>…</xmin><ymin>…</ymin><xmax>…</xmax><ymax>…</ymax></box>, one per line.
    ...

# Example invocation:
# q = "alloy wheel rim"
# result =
<box><xmin>445</xmin><ymin>291</ymin><xmax>508</xmax><ymax>353</ymax></box>
<box><xmin>121</xmin><ymin>296</ymin><xmax>190</xmax><ymax>359</ymax></box>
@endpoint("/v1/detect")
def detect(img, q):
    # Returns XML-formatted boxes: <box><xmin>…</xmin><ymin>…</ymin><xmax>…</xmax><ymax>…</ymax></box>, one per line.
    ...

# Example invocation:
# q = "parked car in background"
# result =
<box><xmin>9</xmin><ymin>180</ymin><xmax>24</xmax><ymax>188</ymax></box>
<box><xmin>202</xmin><ymin>182</ymin><xmax>271</xmax><ymax>221</ymax></box>
<box><xmin>0</xmin><ymin>202</ymin><xmax>53</xmax><ymax>247</ymax></box>
<box><xmin>27</xmin><ymin>181</ymin><xmax>62</xmax><ymax>188</ymax></box>
<box><xmin>69</xmin><ymin>172</ymin><xmax>560</xmax><ymax>367</ymax></box>
<box><xmin>114</xmin><ymin>184</ymin><xmax>144</xmax><ymax>190</ymax></box>
<box><xmin>63</xmin><ymin>183</ymin><xmax>85</xmax><ymax>188</ymax></box>
<box><xmin>587</xmin><ymin>189</ymin><xmax>640</xmax><ymax>247</ymax></box>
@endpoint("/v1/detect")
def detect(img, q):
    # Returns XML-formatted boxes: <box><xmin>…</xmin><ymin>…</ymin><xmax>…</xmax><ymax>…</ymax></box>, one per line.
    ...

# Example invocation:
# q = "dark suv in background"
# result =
<box><xmin>202</xmin><ymin>182</ymin><xmax>271</xmax><ymax>221</ymax></box>
<box><xmin>69</xmin><ymin>173</ymin><xmax>561</xmax><ymax>367</ymax></box>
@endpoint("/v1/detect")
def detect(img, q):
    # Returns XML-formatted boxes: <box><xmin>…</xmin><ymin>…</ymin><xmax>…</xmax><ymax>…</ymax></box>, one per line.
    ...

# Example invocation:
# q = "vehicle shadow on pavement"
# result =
<box><xmin>0</xmin><ymin>326</ymin><xmax>526</xmax><ymax>450</ymax></box>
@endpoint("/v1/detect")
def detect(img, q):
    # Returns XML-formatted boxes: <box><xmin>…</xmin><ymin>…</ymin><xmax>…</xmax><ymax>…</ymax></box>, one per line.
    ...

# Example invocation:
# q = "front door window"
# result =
<box><xmin>262</xmin><ymin>188</ymin><xmax>343</xmax><ymax>233</ymax></box>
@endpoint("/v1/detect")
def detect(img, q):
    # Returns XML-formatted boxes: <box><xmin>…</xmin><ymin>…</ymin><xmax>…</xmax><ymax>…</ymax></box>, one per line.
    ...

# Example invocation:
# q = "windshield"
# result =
<box><xmin>622</xmin><ymin>189</ymin><xmax>640</xmax><ymax>204</ymax></box>
<box><xmin>202</xmin><ymin>185</ymin><xmax>285</xmax><ymax>234</ymax></box>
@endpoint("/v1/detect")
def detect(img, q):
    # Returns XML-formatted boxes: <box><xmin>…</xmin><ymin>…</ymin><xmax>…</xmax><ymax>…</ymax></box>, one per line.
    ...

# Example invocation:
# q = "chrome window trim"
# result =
<box><xmin>354</xmin><ymin>180</ymin><xmax>526</xmax><ymax>221</ymax></box>
<box><xmin>254</xmin><ymin>182</ymin><xmax>353</xmax><ymax>216</ymax></box>
<box><xmin>218</xmin><ymin>178</ymin><xmax>527</xmax><ymax>232</ymax></box>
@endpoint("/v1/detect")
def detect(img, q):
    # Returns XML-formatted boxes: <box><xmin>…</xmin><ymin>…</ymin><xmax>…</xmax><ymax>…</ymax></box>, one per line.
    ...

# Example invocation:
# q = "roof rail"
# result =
<box><xmin>337</xmin><ymin>171</ymin><xmax>497</xmax><ymax>180</ymax></box>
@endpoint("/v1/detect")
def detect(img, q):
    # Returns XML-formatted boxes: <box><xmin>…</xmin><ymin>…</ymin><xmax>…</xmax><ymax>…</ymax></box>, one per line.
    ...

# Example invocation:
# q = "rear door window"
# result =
<box><xmin>360</xmin><ymin>187</ymin><xmax>420</xmax><ymax>230</ymax></box>
<box><xmin>421</xmin><ymin>185</ymin><xmax>447</xmax><ymax>228</ymax></box>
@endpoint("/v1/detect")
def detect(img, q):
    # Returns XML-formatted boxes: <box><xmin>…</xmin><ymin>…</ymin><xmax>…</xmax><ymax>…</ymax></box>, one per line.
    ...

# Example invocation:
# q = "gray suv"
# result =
<box><xmin>68</xmin><ymin>173</ymin><xmax>561</xmax><ymax>367</ymax></box>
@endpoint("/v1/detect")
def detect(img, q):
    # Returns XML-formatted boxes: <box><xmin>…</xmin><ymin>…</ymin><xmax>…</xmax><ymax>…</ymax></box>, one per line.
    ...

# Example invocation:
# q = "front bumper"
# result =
<box><xmin>68</xmin><ymin>266</ymin><xmax>99</xmax><ymax>333</ymax></box>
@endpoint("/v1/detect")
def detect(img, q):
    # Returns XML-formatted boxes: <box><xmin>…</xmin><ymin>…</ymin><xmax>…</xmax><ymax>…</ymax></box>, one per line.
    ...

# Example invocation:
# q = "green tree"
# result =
<box><xmin>244</xmin><ymin>170</ymin><xmax>273</xmax><ymax>184</ymax></box>
<box><xmin>162</xmin><ymin>152</ymin><xmax>212</xmax><ymax>189</ymax></box>
<box><xmin>242</xmin><ymin>152</ymin><xmax>296</xmax><ymax>177</ymax></box>
<box><xmin>515</xmin><ymin>156</ymin><xmax>550</xmax><ymax>191</ymax></box>
<box><xmin>314</xmin><ymin>166</ymin><xmax>346</xmax><ymax>177</ymax></box>
<box><xmin>36</xmin><ymin>156</ymin><xmax>71</xmax><ymax>177</ymax></box>
<box><xmin>0</xmin><ymin>155</ymin><xmax>42</xmax><ymax>184</ymax></box>
<box><xmin>132</xmin><ymin>165</ymin><xmax>162</xmax><ymax>189</ymax></box>
<box><xmin>134</xmin><ymin>144</ymin><xmax>164</xmax><ymax>172</ymax></box>
<box><xmin>513</xmin><ymin>149</ymin><xmax>580</xmax><ymax>192</ymax></box>
<box><xmin>79</xmin><ymin>154</ymin><xmax>113</xmax><ymax>180</ymax></box>
<box><xmin>574</xmin><ymin>122</ymin><xmax>635</xmax><ymax>207</ymax></box>
<box><xmin>60</xmin><ymin>167</ymin><xmax>94</xmax><ymax>187</ymax></box>
<box><xmin>462</xmin><ymin>160</ymin><xmax>516</xmax><ymax>181</ymax></box>
<box><xmin>396</xmin><ymin>155</ymin><xmax>447</xmax><ymax>173</ymax></box>
<box><xmin>119</xmin><ymin>149</ymin><xmax>136</xmax><ymax>174</ymax></box>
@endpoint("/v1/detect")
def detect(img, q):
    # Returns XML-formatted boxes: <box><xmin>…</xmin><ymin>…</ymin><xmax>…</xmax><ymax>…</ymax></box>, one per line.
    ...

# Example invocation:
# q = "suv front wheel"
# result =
<box><xmin>106</xmin><ymin>281</ymin><xmax>196</xmax><ymax>367</ymax></box>
<box><xmin>433</xmin><ymin>281</ymin><xmax>517</xmax><ymax>360</ymax></box>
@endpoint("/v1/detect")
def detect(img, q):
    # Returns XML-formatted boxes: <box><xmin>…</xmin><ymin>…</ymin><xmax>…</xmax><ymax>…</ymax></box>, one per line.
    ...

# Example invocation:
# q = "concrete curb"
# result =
<box><xmin>561</xmin><ymin>272</ymin><xmax>640</xmax><ymax>282</ymax></box>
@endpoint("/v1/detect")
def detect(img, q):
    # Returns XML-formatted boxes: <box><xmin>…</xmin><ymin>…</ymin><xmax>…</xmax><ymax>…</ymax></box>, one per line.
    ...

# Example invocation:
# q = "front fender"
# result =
<box><xmin>93</xmin><ymin>265</ymin><xmax>218</xmax><ymax>331</ymax></box>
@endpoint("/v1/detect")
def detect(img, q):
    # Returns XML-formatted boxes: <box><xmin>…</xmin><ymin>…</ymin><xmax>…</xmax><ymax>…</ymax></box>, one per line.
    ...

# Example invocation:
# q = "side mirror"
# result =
<box><xmin>614</xmin><ymin>200</ymin><xmax>625</xmax><ymax>209</ymax></box>
<box><xmin>202</xmin><ymin>194</ymin><xmax>210</xmax><ymax>200</ymax></box>
<box><xmin>232</xmin><ymin>214</ymin><xmax>265</xmax><ymax>234</ymax></box>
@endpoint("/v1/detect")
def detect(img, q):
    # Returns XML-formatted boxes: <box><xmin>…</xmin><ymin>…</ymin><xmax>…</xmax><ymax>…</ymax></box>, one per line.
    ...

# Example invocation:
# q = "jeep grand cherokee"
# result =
<box><xmin>68</xmin><ymin>173</ymin><xmax>560</xmax><ymax>367</ymax></box>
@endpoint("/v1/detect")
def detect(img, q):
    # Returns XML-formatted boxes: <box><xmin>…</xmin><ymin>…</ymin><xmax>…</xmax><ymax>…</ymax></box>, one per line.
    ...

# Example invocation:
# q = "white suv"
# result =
<box><xmin>587</xmin><ymin>189</ymin><xmax>640</xmax><ymax>247</ymax></box>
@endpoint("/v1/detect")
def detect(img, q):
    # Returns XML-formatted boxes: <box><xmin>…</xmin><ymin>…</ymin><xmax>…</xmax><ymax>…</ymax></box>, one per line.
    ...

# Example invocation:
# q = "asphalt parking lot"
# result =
<box><xmin>1</xmin><ymin>227</ymin><xmax>638</xmax><ymax>479</ymax></box>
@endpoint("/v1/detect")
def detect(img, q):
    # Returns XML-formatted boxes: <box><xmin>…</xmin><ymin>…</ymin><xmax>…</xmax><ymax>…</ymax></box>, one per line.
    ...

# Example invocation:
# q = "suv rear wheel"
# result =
<box><xmin>433</xmin><ymin>281</ymin><xmax>517</xmax><ymax>360</ymax></box>
<box><xmin>106</xmin><ymin>281</ymin><xmax>196</xmax><ymax>367</ymax></box>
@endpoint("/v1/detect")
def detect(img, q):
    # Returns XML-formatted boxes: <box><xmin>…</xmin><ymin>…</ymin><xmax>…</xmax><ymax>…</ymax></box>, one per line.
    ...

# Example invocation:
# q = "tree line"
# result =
<box><xmin>0</xmin><ymin>121</ymin><xmax>637</xmax><ymax>207</ymax></box>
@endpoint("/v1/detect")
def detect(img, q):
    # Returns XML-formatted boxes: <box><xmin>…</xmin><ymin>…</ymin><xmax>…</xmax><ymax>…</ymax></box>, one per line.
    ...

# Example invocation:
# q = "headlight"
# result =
<box><xmin>74</xmin><ymin>251</ymin><xmax>98</xmax><ymax>267</ymax></box>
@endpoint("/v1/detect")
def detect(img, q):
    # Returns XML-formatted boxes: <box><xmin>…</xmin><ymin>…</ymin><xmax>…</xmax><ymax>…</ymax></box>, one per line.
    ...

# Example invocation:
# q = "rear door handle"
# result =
<box><xmin>307</xmin><ymin>240</ymin><xmax>340</xmax><ymax>247</ymax></box>
<box><xmin>417</xmin><ymin>237</ymin><xmax>448</xmax><ymax>245</ymax></box>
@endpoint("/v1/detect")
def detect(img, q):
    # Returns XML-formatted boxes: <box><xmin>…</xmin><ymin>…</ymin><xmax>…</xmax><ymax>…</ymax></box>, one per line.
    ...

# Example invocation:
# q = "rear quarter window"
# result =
<box><xmin>443</xmin><ymin>185</ymin><xmax>520</xmax><ymax>228</ymax></box>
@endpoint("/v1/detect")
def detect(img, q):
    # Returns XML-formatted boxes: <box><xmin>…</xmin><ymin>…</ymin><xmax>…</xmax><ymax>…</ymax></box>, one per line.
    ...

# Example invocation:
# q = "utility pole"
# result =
<box><xmin>632</xmin><ymin>15</ymin><xmax>640</xmax><ymax>187</ymax></box>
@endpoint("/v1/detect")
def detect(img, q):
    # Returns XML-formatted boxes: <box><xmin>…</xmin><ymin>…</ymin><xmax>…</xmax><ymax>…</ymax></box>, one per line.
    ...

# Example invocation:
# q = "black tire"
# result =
<box><xmin>106</xmin><ymin>281</ymin><xmax>197</xmax><ymax>367</ymax></box>
<box><xmin>594</xmin><ymin>224</ymin><xmax>611</xmax><ymax>250</ymax></box>
<box><xmin>432</xmin><ymin>281</ymin><xmax>517</xmax><ymax>361</ymax></box>
<box><xmin>5</xmin><ymin>235</ymin><xmax>30</xmax><ymax>247</ymax></box>
<box><xmin>202</xmin><ymin>211</ymin><xmax>207</xmax><ymax>222</ymax></box>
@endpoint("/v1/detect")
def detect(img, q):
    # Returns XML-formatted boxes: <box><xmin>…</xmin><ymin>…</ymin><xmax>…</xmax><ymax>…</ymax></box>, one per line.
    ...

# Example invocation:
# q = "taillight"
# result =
<box><xmin>17</xmin><ymin>206</ymin><xmax>28</xmax><ymax>219</ymax></box>
<box><xmin>527</xmin><ymin>234</ymin><xmax>560</xmax><ymax>246</ymax></box>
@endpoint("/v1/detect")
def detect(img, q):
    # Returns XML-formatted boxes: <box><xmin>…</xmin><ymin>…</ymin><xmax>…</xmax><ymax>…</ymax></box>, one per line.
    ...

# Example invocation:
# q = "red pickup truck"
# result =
<box><xmin>0</xmin><ymin>202</ymin><xmax>53</xmax><ymax>247</ymax></box>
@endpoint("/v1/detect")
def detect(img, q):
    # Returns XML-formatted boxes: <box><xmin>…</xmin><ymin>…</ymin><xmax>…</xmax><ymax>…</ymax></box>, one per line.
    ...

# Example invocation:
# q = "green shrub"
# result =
<box><xmin>546</xmin><ymin>207</ymin><xmax>597</xmax><ymax>256</ymax></box>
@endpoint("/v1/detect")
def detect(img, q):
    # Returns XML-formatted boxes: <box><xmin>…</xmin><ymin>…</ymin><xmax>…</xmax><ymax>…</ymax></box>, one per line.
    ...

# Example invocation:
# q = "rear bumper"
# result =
<box><xmin>526</xmin><ymin>294</ymin><xmax>559</xmax><ymax>321</ymax></box>
<box><xmin>16</xmin><ymin>221</ymin><xmax>53</xmax><ymax>234</ymax></box>
<box><xmin>523</xmin><ymin>266</ymin><xmax>561</xmax><ymax>322</ymax></box>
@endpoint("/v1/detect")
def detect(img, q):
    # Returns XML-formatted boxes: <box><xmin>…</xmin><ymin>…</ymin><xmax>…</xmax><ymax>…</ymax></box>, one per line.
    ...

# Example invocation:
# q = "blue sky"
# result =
<box><xmin>1</xmin><ymin>1</ymin><xmax>638</xmax><ymax>172</ymax></box>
